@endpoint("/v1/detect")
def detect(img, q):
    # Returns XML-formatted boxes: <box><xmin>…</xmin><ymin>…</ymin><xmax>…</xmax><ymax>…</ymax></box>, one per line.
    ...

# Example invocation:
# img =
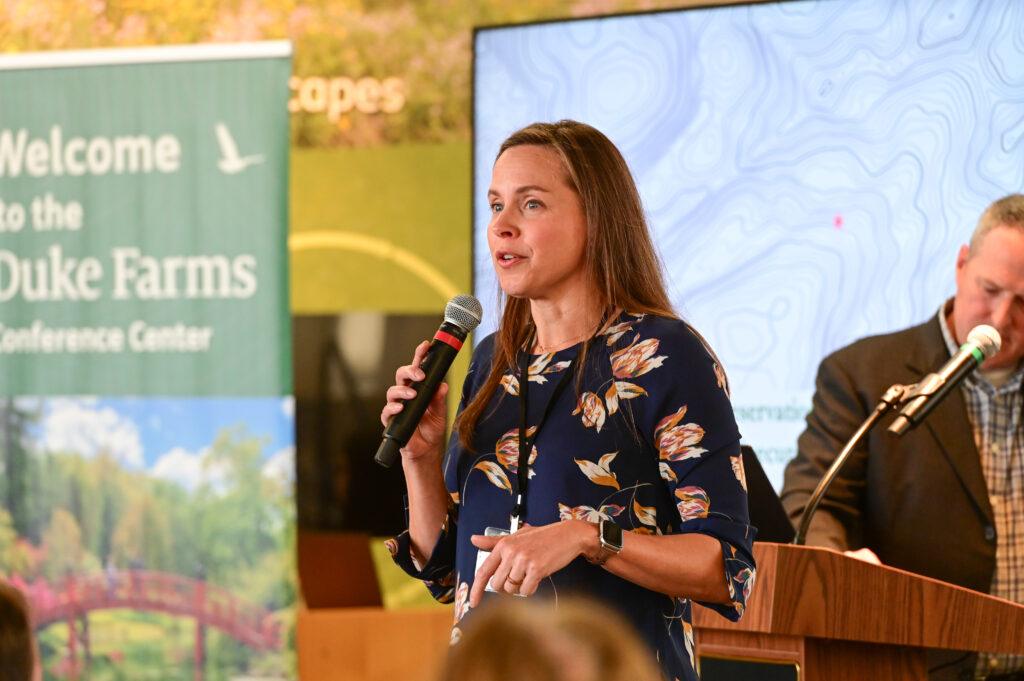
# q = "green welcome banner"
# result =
<box><xmin>0</xmin><ymin>43</ymin><xmax>291</xmax><ymax>396</ymax></box>
<box><xmin>0</xmin><ymin>43</ymin><xmax>295</xmax><ymax>679</ymax></box>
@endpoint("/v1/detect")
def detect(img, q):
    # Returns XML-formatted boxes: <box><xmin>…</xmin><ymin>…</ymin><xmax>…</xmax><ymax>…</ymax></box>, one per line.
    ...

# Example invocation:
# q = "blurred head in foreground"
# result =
<box><xmin>437</xmin><ymin>597</ymin><xmax>663</xmax><ymax>681</ymax></box>
<box><xmin>0</xmin><ymin>581</ymin><xmax>39</xmax><ymax>681</ymax></box>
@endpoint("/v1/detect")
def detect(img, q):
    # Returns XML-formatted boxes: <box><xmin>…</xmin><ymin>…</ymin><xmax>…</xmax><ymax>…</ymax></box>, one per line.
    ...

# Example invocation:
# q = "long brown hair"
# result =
<box><xmin>457</xmin><ymin>120</ymin><xmax>677</xmax><ymax>447</ymax></box>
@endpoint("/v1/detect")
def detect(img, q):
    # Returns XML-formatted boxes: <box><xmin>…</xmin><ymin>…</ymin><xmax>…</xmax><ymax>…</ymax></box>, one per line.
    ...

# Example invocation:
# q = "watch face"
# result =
<box><xmin>601</xmin><ymin>520</ymin><xmax>623</xmax><ymax>551</ymax></box>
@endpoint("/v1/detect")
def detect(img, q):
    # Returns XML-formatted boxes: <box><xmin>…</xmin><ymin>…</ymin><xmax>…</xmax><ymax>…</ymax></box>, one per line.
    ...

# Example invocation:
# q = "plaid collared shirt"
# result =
<box><xmin>938</xmin><ymin>306</ymin><xmax>1024</xmax><ymax>678</ymax></box>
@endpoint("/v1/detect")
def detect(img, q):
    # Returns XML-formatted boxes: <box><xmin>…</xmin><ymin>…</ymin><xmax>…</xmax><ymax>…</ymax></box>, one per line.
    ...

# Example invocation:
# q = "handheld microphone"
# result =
<box><xmin>888</xmin><ymin>324</ymin><xmax>1001</xmax><ymax>436</ymax></box>
<box><xmin>375</xmin><ymin>294</ymin><xmax>483</xmax><ymax>468</ymax></box>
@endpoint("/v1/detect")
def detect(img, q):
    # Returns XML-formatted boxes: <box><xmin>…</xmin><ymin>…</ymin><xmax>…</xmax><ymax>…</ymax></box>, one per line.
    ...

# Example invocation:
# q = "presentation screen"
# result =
<box><xmin>472</xmin><ymin>0</ymin><xmax>1024</xmax><ymax>489</ymax></box>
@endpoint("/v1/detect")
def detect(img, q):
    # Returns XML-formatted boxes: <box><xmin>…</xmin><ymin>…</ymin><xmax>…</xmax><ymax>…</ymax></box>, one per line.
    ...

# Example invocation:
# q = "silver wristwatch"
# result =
<box><xmin>588</xmin><ymin>519</ymin><xmax>623</xmax><ymax>566</ymax></box>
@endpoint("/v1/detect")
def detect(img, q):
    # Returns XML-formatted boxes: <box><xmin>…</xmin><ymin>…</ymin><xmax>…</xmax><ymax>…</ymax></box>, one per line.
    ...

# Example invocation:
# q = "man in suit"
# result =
<box><xmin>781</xmin><ymin>194</ymin><xmax>1024</xmax><ymax>680</ymax></box>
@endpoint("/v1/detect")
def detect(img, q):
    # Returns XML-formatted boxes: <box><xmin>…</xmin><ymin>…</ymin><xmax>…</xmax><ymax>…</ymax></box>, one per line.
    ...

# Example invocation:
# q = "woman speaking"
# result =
<box><xmin>382</xmin><ymin>120</ymin><xmax>755</xmax><ymax>681</ymax></box>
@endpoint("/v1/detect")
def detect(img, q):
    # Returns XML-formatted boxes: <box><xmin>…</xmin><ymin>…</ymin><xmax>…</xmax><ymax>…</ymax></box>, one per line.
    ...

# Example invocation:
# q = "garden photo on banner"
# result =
<box><xmin>0</xmin><ymin>42</ymin><xmax>295</xmax><ymax>679</ymax></box>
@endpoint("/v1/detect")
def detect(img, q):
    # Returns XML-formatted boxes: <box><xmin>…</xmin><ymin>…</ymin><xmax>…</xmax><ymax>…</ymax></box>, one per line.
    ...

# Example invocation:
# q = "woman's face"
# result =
<box><xmin>487</xmin><ymin>144</ymin><xmax>590</xmax><ymax>303</ymax></box>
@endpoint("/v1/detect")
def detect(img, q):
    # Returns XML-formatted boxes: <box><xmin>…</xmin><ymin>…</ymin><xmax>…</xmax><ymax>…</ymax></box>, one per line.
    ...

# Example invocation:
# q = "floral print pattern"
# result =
<box><xmin>495</xmin><ymin>426</ymin><xmax>537</xmax><ymax>477</ymax></box>
<box><xmin>675</xmin><ymin>486</ymin><xmax>710</xmax><ymax>521</ymax></box>
<box><xmin>610</xmin><ymin>337</ymin><xmax>666</xmax><ymax>378</ymax></box>
<box><xmin>473</xmin><ymin>461</ymin><xmax>512</xmax><ymax>493</ymax></box>
<box><xmin>453</xmin><ymin>581</ymin><xmax>470</xmax><ymax>623</ymax></box>
<box><xmin>557</xmin><ymin>502</ymin><xmax>625</xmax><ymax>522</ymax></box>
<box><xmin>573</xmin><ymin>391</ymin><xmax>607</xmax><ymax>432</ymax></box>
<box><xmin>730</xmin><ymin>454</ymin><xmax>748</xmax><ymax>492</ymax></box>
<box><xmin>574</xmin><ymin>452</ymin><xmax>620</xmax><ymax>489</ymax></box>
<box><xmin>567</xmin><ymin>321</ymin><xmax>665</xmax><ymax>430</ymax></box>
<box><xmin>500</xmin><ymin>353</ymin><xmax>573</xmax><ymax>395</ymax></box>
<box><xmin>387</xmin><ymin>312</ymin><xmax>756</xmax><ymax>681</ymax></box>
<box><xmin>655</xmin><ymin>406</ymin><xmax>708</xmax><ymax>462</ymax></box>
<box><xmin>633</xmin><ymin>499</ymin><xmax>658</xmax><ymax>528</ymax></box>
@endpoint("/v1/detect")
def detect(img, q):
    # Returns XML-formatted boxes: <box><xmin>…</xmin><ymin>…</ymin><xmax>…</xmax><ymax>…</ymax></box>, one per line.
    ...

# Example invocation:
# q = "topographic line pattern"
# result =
<box><xmin>473</xmin><ymin>0</ymin><xmax>1024</xmax><ymax>486</ymax></box>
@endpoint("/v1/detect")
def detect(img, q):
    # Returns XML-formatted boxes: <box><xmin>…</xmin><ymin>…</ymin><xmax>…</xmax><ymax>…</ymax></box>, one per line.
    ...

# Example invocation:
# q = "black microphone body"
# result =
<box><xmin>888</xmin><ymin>326</ymin><xmax>998</xmax><ymax>435</ymax></box>
<box><xmin>375</xmin><ymin>320</ymin><xmax>467</xmax><ymax>467</ymax></box>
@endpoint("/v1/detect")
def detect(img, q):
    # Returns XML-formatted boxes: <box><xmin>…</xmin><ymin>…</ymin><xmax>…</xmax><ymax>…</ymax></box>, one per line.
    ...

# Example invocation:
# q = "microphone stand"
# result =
<box><xmin>793</xmin><ymin>382</ymin><xmax>914</xmax><ymax>546</ymax></box>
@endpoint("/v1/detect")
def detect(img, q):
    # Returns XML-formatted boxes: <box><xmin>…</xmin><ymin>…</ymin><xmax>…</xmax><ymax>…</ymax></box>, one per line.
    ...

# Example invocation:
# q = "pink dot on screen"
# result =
<box><xmin>833</xmin><ymin>214</ymin><xmax>843</xmax><ymax>229</ymax></box>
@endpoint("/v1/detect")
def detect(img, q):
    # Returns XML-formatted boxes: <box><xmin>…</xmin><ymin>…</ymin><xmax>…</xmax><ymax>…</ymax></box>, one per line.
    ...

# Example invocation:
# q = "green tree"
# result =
<box><xmin>149</xmin><ymin>479</ymin><xmax>198</xmax><ymax>576</ymax></box>
<box><xmin>88</xmin><ymin>453</ymin><xmax>126</xmax><ymax>564</ymax></box>
<box><xmin>0</xmin><ymin>508</ymin><xmax>32</xmax><ymax>576</ymax></box>
<box><xmin>42</xmin><ymin>508</ymin><xmax>86</xmax><ymax>581</ymax></box>
<box><xmin>191</xmin><ymin>428</ymin><xmax>281</xmax><ymax>585</ymax></box>
<box><xmin>0</xmin><ymin>398</ymin><xmax>37</xmax><ymax>539</ymax></box>
<box><xmin>111</xmin><ymin>493</ymin><xmax>173</xmax><ymax>570</ymax></box>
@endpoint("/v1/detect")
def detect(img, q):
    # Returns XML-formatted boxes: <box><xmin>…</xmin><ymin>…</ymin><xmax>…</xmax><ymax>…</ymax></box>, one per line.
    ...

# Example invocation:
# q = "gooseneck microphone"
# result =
<box><xmin>888</xmin><ymin>324</ymin><xmax>1001</xmax><ymax>436</ymax></box>
<box><xmin>374</xmin><ymin>294</ymin><xmax>483</xmax><ymax>468</ymax></box>
<box><xmin>795</xmin><ymin>323</ymin><xmax>1001</xmax><ymax>545</ymax></box>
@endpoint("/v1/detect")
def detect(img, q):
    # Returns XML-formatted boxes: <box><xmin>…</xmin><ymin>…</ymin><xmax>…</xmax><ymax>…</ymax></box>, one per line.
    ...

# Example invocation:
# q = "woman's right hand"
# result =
<box><xmin>381</xmin><ymin>340</ymin><xmax>450</xmax><ymax>462</ymax></box>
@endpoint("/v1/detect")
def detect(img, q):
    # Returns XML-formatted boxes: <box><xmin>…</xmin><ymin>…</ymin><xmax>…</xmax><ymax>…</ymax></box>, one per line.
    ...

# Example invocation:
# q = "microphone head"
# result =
<box><xmin>967</xmin><ymin>324</ymin><xmax>1001</xmax><ymax>359</ymax></box>
<box><xmin>445</xmin><ymin>294</ymin><xmax>483</xmax><ymax>333</ymax></box>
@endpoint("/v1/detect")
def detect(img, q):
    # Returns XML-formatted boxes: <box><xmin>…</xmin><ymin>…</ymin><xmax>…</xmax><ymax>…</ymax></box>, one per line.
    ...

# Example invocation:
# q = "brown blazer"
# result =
<box><xmin>781</xmin><ymin>317</ymin><xmax>996</xmax><ymax>595</ymax></box>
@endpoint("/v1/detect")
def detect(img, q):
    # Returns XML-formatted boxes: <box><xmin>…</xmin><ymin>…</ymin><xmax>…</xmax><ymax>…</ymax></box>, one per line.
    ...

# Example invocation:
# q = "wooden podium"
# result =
<box><xmin>296</xmin><ymin>539</ymin><xmax>1024</xmax><ymax>681</ymax></box>
<box><xmin>693</xmin><ymin>542</ymin><xmax>1024</xmax><ymax>680</ymax></box>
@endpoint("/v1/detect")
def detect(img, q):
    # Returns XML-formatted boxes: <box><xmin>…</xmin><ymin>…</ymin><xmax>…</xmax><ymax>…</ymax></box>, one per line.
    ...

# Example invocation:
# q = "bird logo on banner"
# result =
<box><xmin>214</xmin><ymin>122</ymin><xmax>263</xmax><ymax>174</ymax></box>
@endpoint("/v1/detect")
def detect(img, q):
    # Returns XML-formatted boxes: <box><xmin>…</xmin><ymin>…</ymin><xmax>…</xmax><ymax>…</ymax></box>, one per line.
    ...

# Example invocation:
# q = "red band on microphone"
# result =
<box><xmin>434</xmin><ymin>330</ymin><xmax>464</xmax><ymax>351</ymax></box>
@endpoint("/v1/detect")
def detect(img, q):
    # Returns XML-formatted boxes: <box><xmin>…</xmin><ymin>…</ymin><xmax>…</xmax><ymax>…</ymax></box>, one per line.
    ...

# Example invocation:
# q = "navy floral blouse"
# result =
<box><xmin>387</xmin><ymin>312</ymin><xmax>757</xmax><ymax>681</ymax></box>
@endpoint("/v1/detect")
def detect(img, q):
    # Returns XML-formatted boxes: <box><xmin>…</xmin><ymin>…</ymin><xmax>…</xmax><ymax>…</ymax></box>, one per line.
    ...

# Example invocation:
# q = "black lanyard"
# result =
<box><xmin>512</xmin><ymin>349</ymin><xmax>577</xmax><ymax>528</ymax></box>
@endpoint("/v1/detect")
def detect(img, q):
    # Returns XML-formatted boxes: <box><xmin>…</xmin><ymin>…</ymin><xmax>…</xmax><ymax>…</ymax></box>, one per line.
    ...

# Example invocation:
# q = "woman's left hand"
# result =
<box><xmin>469</xmin><ymin>520</ymin><xmax>593</xmax><ymax>606</ymax></box>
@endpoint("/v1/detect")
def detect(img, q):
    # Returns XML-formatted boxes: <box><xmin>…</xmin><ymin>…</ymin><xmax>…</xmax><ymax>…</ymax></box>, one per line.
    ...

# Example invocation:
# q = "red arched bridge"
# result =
<box><xmin>8</xmin><ymin>571</ymin><xmax>281</xmax><ymax>679</ymax></box>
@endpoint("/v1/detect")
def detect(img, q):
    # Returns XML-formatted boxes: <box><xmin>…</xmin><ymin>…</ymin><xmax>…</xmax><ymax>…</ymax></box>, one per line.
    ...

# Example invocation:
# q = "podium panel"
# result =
<box><xmin>694</xmin><ymin>543</ymin><xmax>1024</xmax><ymax>681</ymax></box>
